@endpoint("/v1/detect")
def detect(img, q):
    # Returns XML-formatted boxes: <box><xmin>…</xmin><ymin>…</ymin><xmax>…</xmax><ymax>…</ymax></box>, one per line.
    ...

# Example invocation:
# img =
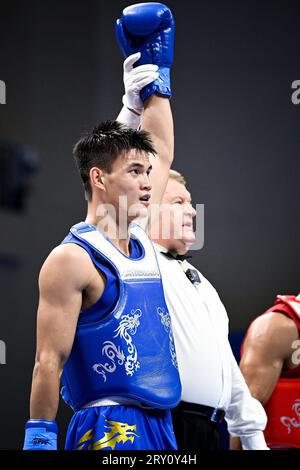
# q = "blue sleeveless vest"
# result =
<box><xmin>61</xmin><ymin>222</ymin><xmax>181</xmax><ymax>411</ymax></box>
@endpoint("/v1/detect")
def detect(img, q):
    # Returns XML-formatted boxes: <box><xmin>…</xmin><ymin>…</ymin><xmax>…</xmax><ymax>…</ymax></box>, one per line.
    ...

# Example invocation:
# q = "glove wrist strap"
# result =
<box><xmin>141</xmin><ymin>67</ymin><xmax>171</xmax><ymax>102</ymax></box>
<box><xmin>23</xmin><ymin>419</ymin><xmax>58</xmax><ymax>450</ymax></box>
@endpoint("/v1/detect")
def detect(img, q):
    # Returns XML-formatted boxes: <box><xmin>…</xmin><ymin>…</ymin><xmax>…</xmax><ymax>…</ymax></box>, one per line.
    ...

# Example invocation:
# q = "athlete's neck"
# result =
<box><xmin>85</xmin><ymin>205</ymin><xmax>131</xmax><ymax>256</ymax></box>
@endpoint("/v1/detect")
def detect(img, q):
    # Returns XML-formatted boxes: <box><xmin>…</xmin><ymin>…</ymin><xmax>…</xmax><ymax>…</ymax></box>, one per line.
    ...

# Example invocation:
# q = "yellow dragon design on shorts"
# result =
<box><xmin>75</xmin><ymin>419</ymin><xmax>139</xmax><ymax>450</ymax></box>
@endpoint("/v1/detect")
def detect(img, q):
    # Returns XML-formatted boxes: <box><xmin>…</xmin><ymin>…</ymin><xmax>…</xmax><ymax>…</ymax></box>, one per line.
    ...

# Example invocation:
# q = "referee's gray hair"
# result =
<box><xmin>169</xmin><ymin>169</ymin><xmax>186</xmax><ymax>186</ymax></box>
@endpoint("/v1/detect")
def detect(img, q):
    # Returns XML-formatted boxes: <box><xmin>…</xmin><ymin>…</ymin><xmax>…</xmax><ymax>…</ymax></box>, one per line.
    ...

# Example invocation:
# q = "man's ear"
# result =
<box><xmin>89</xmin><ymin>167</ymin><xmax>106</xmax><ymax>192</ymax></box>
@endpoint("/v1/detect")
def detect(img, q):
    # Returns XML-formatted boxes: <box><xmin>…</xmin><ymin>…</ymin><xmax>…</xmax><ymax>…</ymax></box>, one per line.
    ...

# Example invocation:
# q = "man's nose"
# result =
<box><xmin>185</xmin><ymin>203</ymin><xmax>196</xmax><ymax>218</ymax></box>
<box><xmin>141</xmin><ymin>174</ymin><xmax>152</xmax><ymax>191</ymax></box>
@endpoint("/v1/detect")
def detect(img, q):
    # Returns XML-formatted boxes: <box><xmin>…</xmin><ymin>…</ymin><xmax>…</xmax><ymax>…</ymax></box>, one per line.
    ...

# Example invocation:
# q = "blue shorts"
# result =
<box><xmin>65</xmin><ymin>405</ymin><xmax>177</xmax><ymax>450</ymax></box>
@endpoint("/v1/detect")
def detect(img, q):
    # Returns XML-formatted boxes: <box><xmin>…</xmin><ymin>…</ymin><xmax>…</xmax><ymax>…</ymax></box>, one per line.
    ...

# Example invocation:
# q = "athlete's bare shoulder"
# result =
<box><xmin>245</xmin><ymin>311</ymin><xmax>299</xmax><ymax>362</ymax></box>
<box><xmin>39</xmin><ymin>243</ymin><xmax>96</xmax><ymax>294</ymax></box>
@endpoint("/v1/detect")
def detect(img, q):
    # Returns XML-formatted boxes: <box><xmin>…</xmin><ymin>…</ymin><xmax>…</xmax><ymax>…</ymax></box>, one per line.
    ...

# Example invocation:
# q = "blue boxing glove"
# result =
<box><xmin>23</xmin><ymin>420</ymin><xmax>58</xmax><ymax>450</ymax></box>
<box><xmin>115</xmin><ymin>3</ymin><xmax>175</xmax><ymax>101</ymax></box>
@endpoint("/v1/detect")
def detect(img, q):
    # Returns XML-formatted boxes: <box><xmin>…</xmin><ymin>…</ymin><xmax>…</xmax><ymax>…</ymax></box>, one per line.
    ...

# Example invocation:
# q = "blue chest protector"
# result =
<box><xmin>60</xmin><ymin>222</ymin><xmax>181</xmax><ymax>411</ymax></box>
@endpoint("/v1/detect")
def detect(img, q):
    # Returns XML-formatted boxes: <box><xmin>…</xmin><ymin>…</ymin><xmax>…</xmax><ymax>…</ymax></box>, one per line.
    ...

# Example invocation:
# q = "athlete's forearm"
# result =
<box><xmin>29</xmin><ymin>359</ymin><xmax>61</xmax><ymax>420</ymax></box>
<box><xmin>142</xmin><ymin>94</ymin><xmax>174</xmax><ymax>167</ymax></box>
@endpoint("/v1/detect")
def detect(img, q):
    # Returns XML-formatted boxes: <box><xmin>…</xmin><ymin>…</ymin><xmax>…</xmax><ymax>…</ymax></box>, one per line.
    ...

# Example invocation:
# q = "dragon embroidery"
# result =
<box><xmin>75</xmin><ymin>419</ymin><xmax>139</xmax><ymax>450</ymax></box>
<box><xmin>157</xmin><ymin>307</ymin><xmax>178</xmax><ymax>368</ymax></box>
<box><xmin>280</xmin><ymin>399</ymin><xmax>300</xmax><ymax>434</ymax></box>
<box><xmin>92</xmin><ymin>309</ymin><xmax>142</xmax><ymax>381</ymax></box>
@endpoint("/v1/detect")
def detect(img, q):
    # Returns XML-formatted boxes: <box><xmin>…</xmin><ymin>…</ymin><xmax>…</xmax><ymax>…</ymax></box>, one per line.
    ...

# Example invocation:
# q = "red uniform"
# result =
<box><xmin>243</xmin><ymin>295</ymin><xmax>300</xmax><ymax>449</ymax></box>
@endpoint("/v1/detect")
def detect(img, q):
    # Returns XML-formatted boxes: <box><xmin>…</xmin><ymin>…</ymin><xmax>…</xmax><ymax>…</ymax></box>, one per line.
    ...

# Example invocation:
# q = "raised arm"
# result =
<box><xmin>115</xmin><ymin>3</ymin><xmax>175</xmax><ymax>206</ymax></box>
<box><xmin>116</xmin><ymin>55</ymin><xmax>173</xmax><ymax>205</ymax></box>
<box><xmin>141</xmin><ymin>94</ymin><xmax>174</xmax><ymax>205</ymax></box>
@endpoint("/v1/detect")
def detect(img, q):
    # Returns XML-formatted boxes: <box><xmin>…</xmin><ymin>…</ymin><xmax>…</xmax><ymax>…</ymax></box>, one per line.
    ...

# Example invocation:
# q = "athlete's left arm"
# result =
<box><xmin>141</xmin><ymin>94</ymin><xmax>174</xmax><ymax>206</ymax></box>
<box><xmin>115</xmin><ymin>3</ymin><xmax>175</xmax><ymax>206</ymax></box>
<box><xmin>115</xmin><ymin>57</ymin><xmax>173</xmax><ymax>206</ymax></box>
